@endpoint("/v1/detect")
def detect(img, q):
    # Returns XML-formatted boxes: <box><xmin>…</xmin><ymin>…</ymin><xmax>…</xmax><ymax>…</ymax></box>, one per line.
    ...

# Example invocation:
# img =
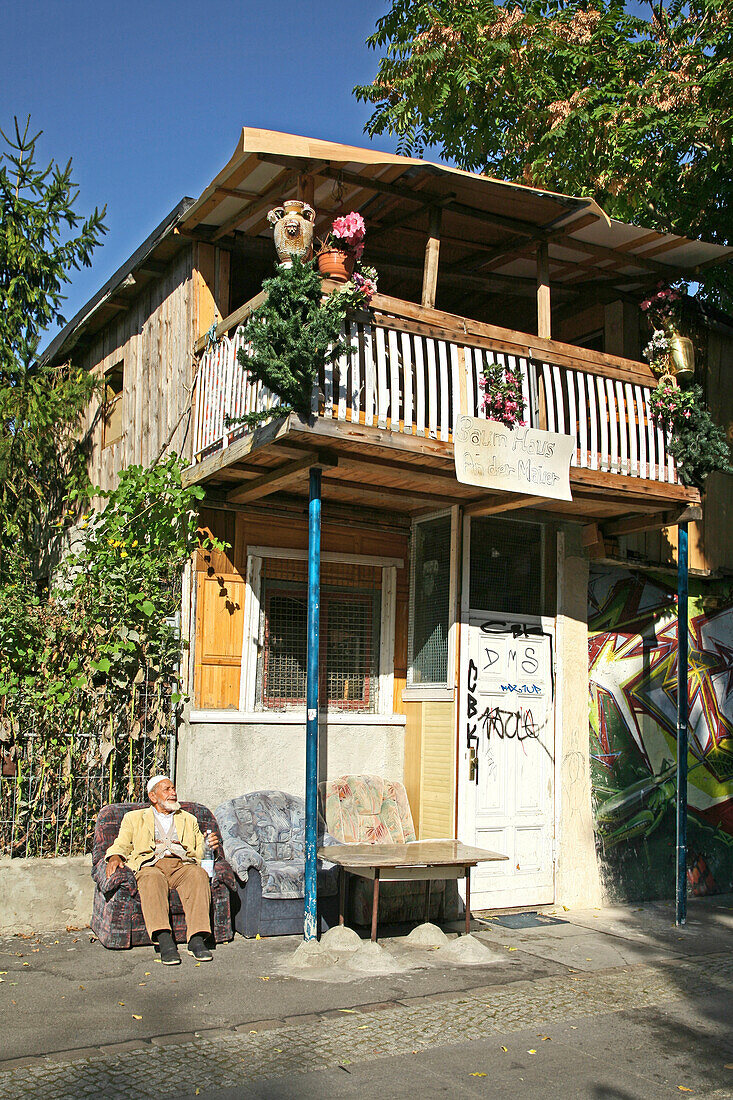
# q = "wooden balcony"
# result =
<box><xmin>186</xmin><ymin>288</ymin><xmax>700</xmax><ymax>524</ymax></box>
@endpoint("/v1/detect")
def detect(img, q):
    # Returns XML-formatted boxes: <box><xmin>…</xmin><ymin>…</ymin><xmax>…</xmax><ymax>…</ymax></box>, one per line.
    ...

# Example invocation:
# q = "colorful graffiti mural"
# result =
<box><xmin>588</xmin><ymin>566</ymin><xmax>733</xmax><ymax>901</ymax></box>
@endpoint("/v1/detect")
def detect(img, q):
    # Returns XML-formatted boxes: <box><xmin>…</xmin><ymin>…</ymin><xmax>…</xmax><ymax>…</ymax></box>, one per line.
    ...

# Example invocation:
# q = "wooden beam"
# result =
<box><xmin>450</xmin><ymin>213</ymin><xmax>600</xmax><ymax>275</ymax></box>
<box><xmin>226</xmin><ymin>452</ymin><xmax>338</xmax><ymax>504</ymax></box>
<box><xmin>182</xmin><ymin>415</ymin><xmax>296</xmax><ymax>487</ymax></box>
<box><xmin>366</xmin><ymin>249</ymin><xmax>572</xmax><ymax>301</ymax></box>
<box><xmin>465</xmin><ymin>494</ymin><xmax>545</xmax><ymax>517</ymax></box>
<box><xmin>212</xmin><ymin>168</ymin><xmax>299</xmax><ymax>242</ymax></box>
<box><xmin>322</xmin><ymin>475</ymin><xmax>457</xmax><ymax>508</ymax></box>
<box><xmin>256</xmin><ymin>156</ymin><xmax>582</xmax><ymax>242</ymax></box>
<box><xmin>297</xmin><ymin>173</ymin><xmax>315</xmax><ymax>207</ymax></box>
<box><xmin>601</xmin><ymin>504</ymin><xmax>703</xmax><ymax>539</ymax></box>
<box><xmin>536</xmin><ymin>242</ymin><xmax>551</xmax><ymax>339</ymax></box>
<box><xmin>184</xmin><ymin>153</ymin><xmax>261</xmax><ymax>229</ymax></box>
<box><xmin>194</xmin><ymin>289</ymin><xmax>266</xmax><ymax>352</ymax></box>
<box><xmin>421</xmin><ymin>207</ymin><xmax>442</xmax><ymax>309</ymax></box>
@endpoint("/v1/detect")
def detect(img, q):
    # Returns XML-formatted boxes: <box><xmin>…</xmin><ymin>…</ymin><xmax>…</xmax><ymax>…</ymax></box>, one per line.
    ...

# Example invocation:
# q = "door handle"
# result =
<box><xmin>469</xmin><ymin>746</ymin><xmax>478</xmax><ymax>783</ymax></box>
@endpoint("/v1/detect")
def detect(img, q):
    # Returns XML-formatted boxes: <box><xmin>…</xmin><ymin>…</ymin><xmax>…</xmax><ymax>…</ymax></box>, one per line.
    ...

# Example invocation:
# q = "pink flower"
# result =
<box><xmin>683</xmin><ymin>409</ymin><xmax>691</xmax><ymax>418</ymax></box>
<box><xmin>332</xmin><ymin>212</ymin><xmax>366</xmax><ymax>248</ymax></box>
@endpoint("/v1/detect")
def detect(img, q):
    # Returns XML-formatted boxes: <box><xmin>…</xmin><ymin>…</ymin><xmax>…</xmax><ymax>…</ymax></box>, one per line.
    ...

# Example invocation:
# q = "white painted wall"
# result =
<box><xmin>554</xmin><ymin>526</ymin><xmax>605</xmax><ymax>908</ymax></box>
<box><xmin>176</xmin><ymin>713</ymin><xmax>406</xmax><ymax>811</ymax></box>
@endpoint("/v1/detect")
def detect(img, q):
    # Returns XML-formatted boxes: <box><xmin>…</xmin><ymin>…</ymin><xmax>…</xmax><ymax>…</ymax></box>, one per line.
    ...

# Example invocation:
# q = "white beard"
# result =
<box><xmin>161</xmin><ymin>800</ymin><xmax>180</xmax><ymax>813</ymax></box>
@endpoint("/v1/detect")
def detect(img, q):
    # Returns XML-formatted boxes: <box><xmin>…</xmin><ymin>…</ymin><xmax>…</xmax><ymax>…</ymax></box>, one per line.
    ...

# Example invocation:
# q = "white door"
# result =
<box><xmin>460</xmin><ymin>613</ymin><xmax>555</xmax><ymax>910</ymax></box>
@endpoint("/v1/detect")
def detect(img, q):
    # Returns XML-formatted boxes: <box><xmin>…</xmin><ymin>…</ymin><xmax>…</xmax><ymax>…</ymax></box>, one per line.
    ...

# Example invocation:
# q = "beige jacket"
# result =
<box><xmin>105</xmin><ymin>807</ymin><xmax>204</xmax><ymax>874</ymax></box>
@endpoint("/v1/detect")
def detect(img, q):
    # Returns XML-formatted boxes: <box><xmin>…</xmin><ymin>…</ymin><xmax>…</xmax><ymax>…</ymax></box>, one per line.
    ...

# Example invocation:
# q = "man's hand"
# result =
<box><xmin>205</xmin><ymin>830</ymin><xmax>220</xmax><ymax>853</ymax></box>
<box><xmin>106</xmin><ymin>855</ymin><xmax>125</xmax><ymax>878</ymax></box>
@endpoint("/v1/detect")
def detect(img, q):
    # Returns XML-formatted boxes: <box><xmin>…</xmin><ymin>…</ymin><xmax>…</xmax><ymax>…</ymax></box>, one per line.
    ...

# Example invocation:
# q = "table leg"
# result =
<box><xmin>371</xmin><ymin>869</ymin><xmax>380</xmax><ymax>943</ymax></box>
<box><xmin>465</xmin><ymin>866</ymin><xmax>471</xmax><ymax>935</ymax></box>
<box><xmin>339</xmin><ymin>866</ymin><xmax>346</xmax><ymax>927</ymax></box>
<box><xmin>424</xmin><ymin>878</ymin><xmax>432</xmax><ymax>924</ymax></box>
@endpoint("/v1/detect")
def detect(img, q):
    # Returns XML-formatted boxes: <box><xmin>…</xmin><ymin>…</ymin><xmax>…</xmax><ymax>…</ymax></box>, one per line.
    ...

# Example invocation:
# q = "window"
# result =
<box><xmin>470</xmin><ymin>518</ymin><xmax>543</xmax><ymax>616</ymax></box>
<box><xmin>255</xmin><ymin>559</ymin><xmax>381</xmax><ymax>712</ymax></box>
<box><xmin>408</xmin><ymin>514</ymin><xmax>452</xmax><ymax>686</ymax></box>
<box><xmin>103</xmin><ymin>361</ymin><xmax>124</xmax><ymax>447</ymax></box>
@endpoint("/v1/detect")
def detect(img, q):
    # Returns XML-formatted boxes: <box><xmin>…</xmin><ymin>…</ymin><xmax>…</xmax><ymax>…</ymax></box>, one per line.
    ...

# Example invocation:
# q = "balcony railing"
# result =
<box><xmin>192</xmin><ymin>294</ymin><xmax>677</xmax><ymax>485</ymax></box>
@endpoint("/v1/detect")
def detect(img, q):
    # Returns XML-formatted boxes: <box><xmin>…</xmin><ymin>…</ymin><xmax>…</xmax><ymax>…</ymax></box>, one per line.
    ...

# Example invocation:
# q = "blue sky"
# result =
<box><xmin>1</xmin><ymin>0</ymin><xmax>394</xmax><ymax>348</ymax></box>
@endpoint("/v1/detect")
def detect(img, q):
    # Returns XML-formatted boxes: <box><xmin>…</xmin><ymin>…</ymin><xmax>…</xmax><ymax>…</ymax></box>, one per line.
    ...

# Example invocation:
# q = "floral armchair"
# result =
<box><xmin>319</xmin><ymin>774</ymin><xmax>460</xmax><ymax>925</ymax></box>
<box><xmin>215</xmin><ymin>790</ymin><xmax>340</xmax><ymax>937</ymax></box>
<box><xmin>91</xmin><ymin>801</ymin><xmax>237</xmax><ymax>949</ymax></box>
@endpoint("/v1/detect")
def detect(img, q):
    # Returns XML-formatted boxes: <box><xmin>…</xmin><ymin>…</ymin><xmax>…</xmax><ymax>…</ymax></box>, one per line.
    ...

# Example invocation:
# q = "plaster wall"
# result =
<box><xmin>0</xmin><ymin>855</ymin><xmax>93</xmax><ymax>935</ymax></box>
<box><xmin>555</xmin><ymin>527</ymin><xmax>605</xmax><ymax>908</ymax></box>
<box><xmin>176</xmin><ymin>715</ymin><xmax>406</xmax><ymax>810</ymax></box>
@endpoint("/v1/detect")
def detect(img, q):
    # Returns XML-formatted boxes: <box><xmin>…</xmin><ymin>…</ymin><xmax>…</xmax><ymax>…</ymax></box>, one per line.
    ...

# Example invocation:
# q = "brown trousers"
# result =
<box><xmin>136</xmin><ymin>856</ymin><xmax>211</xmax><ymax>939</ymax></box>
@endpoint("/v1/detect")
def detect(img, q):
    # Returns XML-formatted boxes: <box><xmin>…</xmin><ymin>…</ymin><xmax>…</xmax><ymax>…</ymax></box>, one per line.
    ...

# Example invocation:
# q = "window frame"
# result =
<box><xmin>239</xmin><ymin>547</ymin><xmax>401</xmax><ymax>717</ymax></box>
<box><xmin>404</xmin><ymin>506</ymin><xmax>459</xmax><ymax>701</ymax></box>
<box><xmin>102</xmin><ymin>360</ymin><xmax>124</xmax><ymax>448</ymax></box>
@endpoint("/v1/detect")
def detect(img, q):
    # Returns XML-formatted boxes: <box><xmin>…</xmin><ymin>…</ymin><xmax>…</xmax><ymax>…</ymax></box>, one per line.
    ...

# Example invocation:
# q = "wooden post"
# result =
<box><xmin>298</xmin><ymin>173</ymin><xmax>315</xmax><ymax>208</ymax></box>
<box><xmin>536</xmin><ymin>241</ymin><xmax>551</xmax><ymax>339</ymax></box>
<box><xmin>421</xmin><ymin>207</ymin><xmax>442</xmax><ymax>309</ymax></box>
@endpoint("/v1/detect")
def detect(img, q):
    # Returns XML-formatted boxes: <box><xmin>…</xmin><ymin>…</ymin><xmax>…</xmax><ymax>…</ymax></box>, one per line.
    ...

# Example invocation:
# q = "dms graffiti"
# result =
<box><xmin>589</xmin><ymin>566</ymin><xmax>733</xmax><ymax>901</ymax></box>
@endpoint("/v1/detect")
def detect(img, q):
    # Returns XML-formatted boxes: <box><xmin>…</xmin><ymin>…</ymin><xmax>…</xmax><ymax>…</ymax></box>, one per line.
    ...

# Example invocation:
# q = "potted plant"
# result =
<box><xmin>641</xmin><ymin>286</ymin><xmax>695</xmax><ymax>383</ymax></box>
<box><xmin>648</xmin><ymin>379</ymin><xmax>731</xmax><ymax>488</ymax></box>
<box><xmin>479</xmin><ymin>362</ymin><xmax>526</xmax><ymax>429</ymax></box>
<box><xmin>317</xmin><ymin>211</ymin><xmax>367</xmax><ymax>282</ymax></box>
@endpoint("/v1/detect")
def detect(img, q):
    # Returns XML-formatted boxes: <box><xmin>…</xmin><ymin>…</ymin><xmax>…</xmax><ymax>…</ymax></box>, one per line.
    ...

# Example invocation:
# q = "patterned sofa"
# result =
<box><xmin>319</xmin><ymin>774</ymin><xmax>460</xmax><ymax>925</ymax></box>
<box><xmin>215</xmin><ymin>790</ymin><xmax>340</xmax><ymax>937</ymax></box>
<box><xmin>91</xmin><ymin>802</ymin><xmax>237</xmax><ymax>949</ymax></box>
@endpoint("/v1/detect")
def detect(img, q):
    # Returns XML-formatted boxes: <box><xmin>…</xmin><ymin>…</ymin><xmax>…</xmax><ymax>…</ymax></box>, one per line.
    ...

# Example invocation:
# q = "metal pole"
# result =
<box><xmin>676</xmin><ymin>521</ymin><xmax>689</xmax><ymax>926</ymax></box>
<box><xmin>304</xmin><ymin>467</ymin><xmax>321</xmax><ymax>940</ymax></box>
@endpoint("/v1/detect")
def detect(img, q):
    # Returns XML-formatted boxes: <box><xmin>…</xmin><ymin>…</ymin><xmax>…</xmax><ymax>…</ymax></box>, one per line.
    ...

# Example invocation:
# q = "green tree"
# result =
<box><xmin>355</xmin><ymin>0</ymin><xmax>733</xmax><ymax>307</ymax></box>
<box><xmin>0</xmin><ymin>117</ymin><xmax>106</xmax><ymax>583</ymax></box>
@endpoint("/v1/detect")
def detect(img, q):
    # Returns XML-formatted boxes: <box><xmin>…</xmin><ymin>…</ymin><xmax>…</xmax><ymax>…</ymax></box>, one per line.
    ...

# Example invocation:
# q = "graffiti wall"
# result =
<box><xmin>588</xmin><ymin>566</ymin><xmax>733</xmax><ymax>901</ymax></box>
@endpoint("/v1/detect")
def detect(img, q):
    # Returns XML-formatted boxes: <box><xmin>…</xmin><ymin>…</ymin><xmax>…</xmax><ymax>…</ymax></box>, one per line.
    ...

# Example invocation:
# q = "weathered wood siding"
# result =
<box><xmin>79</xmin><ymin>246</ymin><xmax>197</xmax><ymax>491</ymax></box>
<box><xmin>192</xmin><ymin>508</ymin><xmax>409</xmax><ymax>712</ymax></box>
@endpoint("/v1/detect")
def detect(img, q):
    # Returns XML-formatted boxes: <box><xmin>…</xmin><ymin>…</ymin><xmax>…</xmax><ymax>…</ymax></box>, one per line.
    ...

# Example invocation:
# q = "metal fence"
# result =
<box><xmin>0</xmin><ymin>686</ymin><xmax>174</xmax><ymax>859</ymax></box>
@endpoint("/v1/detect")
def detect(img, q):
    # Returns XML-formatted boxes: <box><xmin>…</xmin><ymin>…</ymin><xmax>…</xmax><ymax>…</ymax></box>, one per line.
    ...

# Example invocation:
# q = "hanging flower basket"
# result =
<box><xmin>641</xmin><ymin>286</ymin><xmax>695</xmax><ymax>383</ymax></box>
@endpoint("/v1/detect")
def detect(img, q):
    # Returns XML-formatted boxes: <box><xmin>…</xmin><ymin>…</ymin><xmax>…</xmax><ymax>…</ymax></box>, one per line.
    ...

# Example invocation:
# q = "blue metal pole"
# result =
<box><xmin>676</xmin><ymin>521</ymin><xmax>689</xmax><ymax>927</ymax></box>
<box><xmin>304</xmin><ymin>467</ymin><xmax>321</xmax><ymax>940</ymax></box>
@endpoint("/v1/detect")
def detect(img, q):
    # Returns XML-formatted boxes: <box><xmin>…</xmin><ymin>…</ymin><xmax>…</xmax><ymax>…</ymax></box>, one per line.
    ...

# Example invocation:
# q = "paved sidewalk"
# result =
<box><xmin>1</xmin><ymin>896</ymin><xmax>732</xmax><ymax>1098</ymax></box>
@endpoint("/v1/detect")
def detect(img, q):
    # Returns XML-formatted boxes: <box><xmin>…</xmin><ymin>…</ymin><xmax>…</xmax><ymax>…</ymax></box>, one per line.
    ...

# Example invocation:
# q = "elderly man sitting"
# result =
<box><xmin>105</xmin><ymin>775</ymin><xmax>218</xmax><ymax>965</ymax></box>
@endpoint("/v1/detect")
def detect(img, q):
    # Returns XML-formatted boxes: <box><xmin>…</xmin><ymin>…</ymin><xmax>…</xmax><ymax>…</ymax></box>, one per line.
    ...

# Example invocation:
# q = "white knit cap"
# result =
<box><xmin>146</xmin><ymin>774</ymin><xmax>171</xmax><ymax>795</ymax></box>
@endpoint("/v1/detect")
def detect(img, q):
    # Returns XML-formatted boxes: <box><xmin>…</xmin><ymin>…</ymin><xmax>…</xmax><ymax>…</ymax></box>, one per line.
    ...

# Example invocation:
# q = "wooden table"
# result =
<box><xmin>318</xmin><ymin>839</ymin><xmax>508</xmax><ymax>942</ymax></box>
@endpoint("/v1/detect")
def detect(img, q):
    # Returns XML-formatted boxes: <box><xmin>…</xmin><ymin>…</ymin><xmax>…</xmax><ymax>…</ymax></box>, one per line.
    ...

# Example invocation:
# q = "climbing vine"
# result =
<box><xmin>0</xmin><ymin>456</ymin><xmax>220</xmax><ymax>856</ymax></box>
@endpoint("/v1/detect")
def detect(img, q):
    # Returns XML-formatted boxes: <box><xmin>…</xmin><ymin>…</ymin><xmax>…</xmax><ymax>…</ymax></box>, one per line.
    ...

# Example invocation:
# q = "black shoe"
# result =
<box><xmin>156</xmin><ymin>930</ymin><xmax>181</xmax><ymax>965</ymax></box>
<box><xmin>187</xmin><ymin>934</ymin><xmax>213</xmax><ymax>961</ymax></box>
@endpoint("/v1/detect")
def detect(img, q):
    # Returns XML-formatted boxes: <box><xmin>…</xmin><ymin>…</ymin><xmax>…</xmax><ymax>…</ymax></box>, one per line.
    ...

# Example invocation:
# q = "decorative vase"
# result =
<box><xmin>317</xmin><ymin>248</ymin><xmax>355</xmax><ymax>283</ymax></box>
<box><xmin>667</xmin><ymin>329</ymin><xmax>695</xmax><ymax>384</ymax></box>
<box><xmin>267</xmin><ymin>200</ymin><xmax>315</xmax><ymax>267</ymax></box>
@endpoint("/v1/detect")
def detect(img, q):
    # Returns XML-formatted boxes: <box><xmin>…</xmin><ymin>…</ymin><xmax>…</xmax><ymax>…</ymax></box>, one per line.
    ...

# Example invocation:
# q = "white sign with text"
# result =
<box><xmin>453</xmin><ymin>415</ymin><xmax>574</xmax><ymax>501</ymax></box>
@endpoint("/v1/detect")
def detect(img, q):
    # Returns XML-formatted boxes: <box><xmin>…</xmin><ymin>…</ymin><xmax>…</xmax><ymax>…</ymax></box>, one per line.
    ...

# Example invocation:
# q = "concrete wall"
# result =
<box><xmin>0</xmin><ymin>855</ymin><xmax>93</xmax><ymax>935</ymax></box>
<box><xmin>176</xmin><ymin>715</ymin><xmax>406</xmax><ymax>811</ymax></box>
<box><xmin>554</xmin><ymin>526</ymin><xmax>605</xmax><ymax>908</ymax></box>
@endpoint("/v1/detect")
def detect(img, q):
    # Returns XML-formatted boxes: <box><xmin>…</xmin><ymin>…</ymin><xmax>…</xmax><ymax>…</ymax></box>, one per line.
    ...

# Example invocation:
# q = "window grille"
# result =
<box><xmin>408</xmin><ymin>514</ymin><xmax>452</xmax><ymax>685</ymax></box>
<box><xmin>256</xmin><ymin>560</ymin><xmax>381</xmax><ymax>712</ymax></box>
<box><xmin>470</xmin><ymin>518</ymin><xmax>543</xmax><ymax>615</ymax></box>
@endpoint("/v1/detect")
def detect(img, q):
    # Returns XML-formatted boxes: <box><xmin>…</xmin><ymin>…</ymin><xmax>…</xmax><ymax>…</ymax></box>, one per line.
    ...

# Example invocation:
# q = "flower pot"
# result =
<box><xmin>317</xmin><ymin>248</ymin><xmax>355</xmax><ymax>283</ymax></box>
<box><xmin>667</xmin><ymin>332</ymin><xmax>695</xmax><ymax>384</ymax></box>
